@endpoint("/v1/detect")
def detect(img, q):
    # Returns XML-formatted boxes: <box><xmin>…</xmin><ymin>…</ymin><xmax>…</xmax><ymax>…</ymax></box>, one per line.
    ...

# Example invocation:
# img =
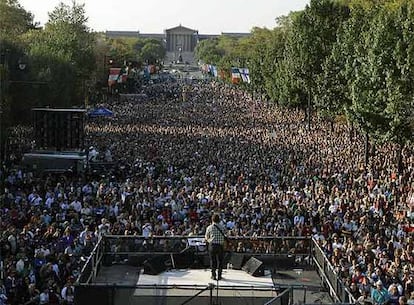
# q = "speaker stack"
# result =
<box><xmin>32</xmin><ymin>108</ymin><xmax>86</xmax><ymax>150</ymax></box>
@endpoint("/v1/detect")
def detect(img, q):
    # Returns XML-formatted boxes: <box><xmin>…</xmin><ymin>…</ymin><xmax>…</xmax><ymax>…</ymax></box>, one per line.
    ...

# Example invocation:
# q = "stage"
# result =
<box><xmin>90</xmin><ymin>265</ymin><xmax>331</xmax><ymax>305</ymax></box>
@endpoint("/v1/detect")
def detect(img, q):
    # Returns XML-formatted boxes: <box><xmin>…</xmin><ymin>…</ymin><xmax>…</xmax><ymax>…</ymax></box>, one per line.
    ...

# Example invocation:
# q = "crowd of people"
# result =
<box><xmin>0</xmin><ymin>79</ymin><xmax>413</xmax><ymax>304</ymax></box>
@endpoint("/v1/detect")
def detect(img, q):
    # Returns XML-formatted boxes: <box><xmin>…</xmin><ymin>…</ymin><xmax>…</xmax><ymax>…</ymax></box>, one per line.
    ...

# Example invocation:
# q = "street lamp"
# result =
<box><xmin>18</xmin><ymin>58</ymin><xmax>27</xmax><ymax>71</ymax></box>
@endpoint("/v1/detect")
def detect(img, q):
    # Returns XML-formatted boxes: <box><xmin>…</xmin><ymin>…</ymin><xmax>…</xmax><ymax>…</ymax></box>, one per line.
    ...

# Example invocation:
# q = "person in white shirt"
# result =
<box><xmin>88</xmin><ymin>146</ymin><xmax>99</xmax><ymax>162</ymax></box>
<box><xmin>79</xmin><ymin>225</ymin><xmax>91</xmax><ymax>245</ymax></box>
<box><xmin>39</xmin><ymin>288</ymin><xmax>49</xmax><ymax>305</ymax></box>
<box><xmin>15</xmin><ymin>257</ymin><xmax>25</xmax><ymax>275</ymax></box>
<box><xmin>45</xmin><ymin>193</ymin><xmax>55</xmax><ymax>209</ymax></box>
<box><xmin>70</xmin><ymin>198</ymin><xmax>82</xmax><ymax>213</ymax></box>
<box><xmin>61</xmin><ymin>283</ymin><xmax>75</xmax><ymax>304</ymax></box>
<box><xmin>142</xmin><ymin>223</ymin><xmax>153</xmax><ymax>238</ymax></box>
<box><xmin>332</xmin><ymin>235</ymin><xmax>343</xmax><ymax>250</ymax></box>
<box><xmin>98</xmin><ymin>218</ymin><xmax>110</xmax><ymax>236</ymax></box>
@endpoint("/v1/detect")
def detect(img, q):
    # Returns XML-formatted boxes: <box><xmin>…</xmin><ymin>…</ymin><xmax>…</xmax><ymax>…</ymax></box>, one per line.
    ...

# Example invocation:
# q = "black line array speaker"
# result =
<box><xmin>242</xmin><ymin>257</ymin><xmax>265</xmax><ymax>277</ymax></box>
<box><xmin>143</xmin><ymin>256</ymin><xmax>167</xmax><ymax>275</ymax></box>
<box><xmin>32</xmin><ymin>108</ymin><xmax>86</xmax><ymax>150</ymax></box>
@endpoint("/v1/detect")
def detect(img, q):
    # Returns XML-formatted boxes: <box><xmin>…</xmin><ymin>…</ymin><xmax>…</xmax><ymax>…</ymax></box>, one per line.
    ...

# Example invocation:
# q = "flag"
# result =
<box><xmin>231</xmin><ymin>67</ymin><xmax>241</xmax><ymax>84</ymax></box>
<box><xmin>108</xmin><ymin>68</ymin><xmax>122</xmax><ymax>86</ymax></box>
<box><xmin>211</xmin><ymin>66</ymin><xmax>218</xmax><ymax>77</ymax></box>
<box><xmin>239</xmin><ymin>68</ymin><xmax>251</xmax><ymax>84</ymax></box>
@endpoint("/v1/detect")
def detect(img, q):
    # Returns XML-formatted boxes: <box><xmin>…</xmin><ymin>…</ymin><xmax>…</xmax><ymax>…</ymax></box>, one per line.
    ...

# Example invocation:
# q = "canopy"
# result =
<box><xmin>88</xmin><ymin>107</ymin><xmax>113</xmax><ymax>118</ymax></box>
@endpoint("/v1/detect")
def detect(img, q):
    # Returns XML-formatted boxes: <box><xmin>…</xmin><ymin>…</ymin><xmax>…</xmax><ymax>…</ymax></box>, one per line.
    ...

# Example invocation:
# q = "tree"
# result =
<box><xmin>24</xmin><ymin>0</ymin><xmax>96</xmax><ymax>108</ymax></box>
<box><xmin>280</xmin><ymin>0</ymin><xmax>350</xmax><ymax>127</ymax></box>
<box><xmin>315</xmin><ymin>4</ymin><xmax>369</xmax><ymax>125</ymax></box>
<box><xmin>140</xmin><ymin>39</ymin><xmax>166</xmax><ymax>64</ymax></box>
<box><xmin>0</xmin><ymin>0</ymin><xmax>34</xmax><ymax>43</ymax></box>
<box><xmin>107</xmin><ymin>38</ymin><xmax>137</xmax><ymax>66</ymax></box>
<box><xmin>0</xmin><ymin>0</ymin><xmax>36</xmax><ymax>127</ymax></box>
<box><xmin>194</xmin><ymin>38</ymin><xmax>224</xmax><ymax>65</ymax></box>
<box><xmin>348</xmin><ymin>1</ymin><xmax>414</xmax><ymax>171</ymax></box>
<box><xmin>243</xmin><ymin>27</ymin><xmax>274</xmax><ymax>99</ymax></box>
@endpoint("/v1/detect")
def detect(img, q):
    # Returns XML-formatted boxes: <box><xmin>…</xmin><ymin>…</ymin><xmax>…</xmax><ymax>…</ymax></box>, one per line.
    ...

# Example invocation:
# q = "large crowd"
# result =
<box><xmin>0</xmin><ymin>79</ymin><xmax>413</xmax><ymax>305</ymax></box>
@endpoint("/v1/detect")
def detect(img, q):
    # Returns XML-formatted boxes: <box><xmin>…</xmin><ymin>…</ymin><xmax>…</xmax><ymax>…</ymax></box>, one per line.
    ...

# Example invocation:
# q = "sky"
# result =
<box><xmin>18</xmin><ymin>0</ymin><xmax>310</xmax><ymax>34</ymax></box>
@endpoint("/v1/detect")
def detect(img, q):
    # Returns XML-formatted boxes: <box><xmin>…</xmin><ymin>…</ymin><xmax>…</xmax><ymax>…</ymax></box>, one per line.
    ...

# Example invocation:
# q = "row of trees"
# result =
<box><xmin>195</xmin><ymin>0</ymin><xmax>414</xmax><ymax>161</ymax></box>
<box><xmin>0</xmin><ymin>0</ymin><xmax>166</xmax><ymax>126</ymax></box>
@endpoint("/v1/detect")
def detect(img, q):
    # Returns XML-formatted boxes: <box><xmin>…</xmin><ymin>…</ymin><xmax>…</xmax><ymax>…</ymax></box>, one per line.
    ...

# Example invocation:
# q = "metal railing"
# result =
<box><xmin>76</xmin><ymin>236</ymin><xmax>105</xmax><ymax>284</ymax></box>
<box><xmin>75</xmin><ymin>235</ymin><xmax>355</xmax><ymax>304</ymax></box>
<box><xmin>264</xmin><ymin>287</ymin><xmax>293</xmax><ymax>305</ymax></box>
<box><xmin>312</xmin><ymin>238</ymin><xmax>356</xmax><ymax>304</ymax></box>
<box><xmin>100</xmin><ymin>235</ymin><xmax>313</xmax><ymax>256</ymax></box>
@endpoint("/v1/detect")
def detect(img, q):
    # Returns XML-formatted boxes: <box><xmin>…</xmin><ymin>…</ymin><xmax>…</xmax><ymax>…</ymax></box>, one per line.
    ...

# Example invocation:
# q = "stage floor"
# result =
<box><xmin>135</xmin><ymin>268</ymin><xmax>276</xmax><ymax>297</ymax></box>
<box><xmin>94</xmin><ymin>265</ymin><xmax>333</xmax><ymax>304</ymax></box>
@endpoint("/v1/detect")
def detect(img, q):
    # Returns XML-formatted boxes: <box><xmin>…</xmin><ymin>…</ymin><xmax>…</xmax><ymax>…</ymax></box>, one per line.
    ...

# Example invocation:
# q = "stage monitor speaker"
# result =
<box><xmin>242</xmin><ymin>257</ymin><xmax>265</xmax><ymax>277</ymax></box>
<box><xmin>143</xmin><ymin>256</ymin><xmax>167</xmax><ymax>275</ymax></box>
<box><xmin>230</xmin><ymin>253</ymin><xmax>245</xmax><ymax>270</ymax></box>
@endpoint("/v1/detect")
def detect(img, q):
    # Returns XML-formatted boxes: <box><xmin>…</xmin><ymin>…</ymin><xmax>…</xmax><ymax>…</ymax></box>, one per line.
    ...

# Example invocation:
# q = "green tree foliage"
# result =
<box><xmin>0</xmin><ymin>0</ymin><xmax>34</xmax><ymax>43</ymax></box>
<box><xmin>242</xmin><ymin>28</ymin><xmax>274</xmax><ymax>97</ymax></box>
<box><xmin>280</xmin><ymin>0</ymin><xmax>350</xmax><ymax>111</ymax></box>
<box><xmin>23</xmin><ymin>0</ymin><xmax>96</xmax><ymax>108</ymax></box>
<box><xmin>139</xmin><ymin>39</ymin><xmax>166</xmax><ymax>64</ymax></box>
<box><xmin>194</xmin><ymin>38</ymin><xmax>224</xmax><ymax>65</ymax></box>
<box><xmin>0</xmin><ymin>0</ymin><xmax>35</xmax><ymax>126</ymax></box>
<box><xmin>106</xmin><ymin>37</ymin><xmax>136</xmax><ymax>66</ymax></box>
<box><xmin>315</xmin><ymin>5</ymin><xmax>369</xmax><ymax>120</ymax></box>
<box><xmin>104</xmin><ymin>37</ymin><xmax>165</xmax><ymax>66</ymax></box>
<box><xmin>262</xmin><ymin>25</ymin><xmax>289</xmax><ymax>103</ymax></box>
<box><xmin>349</xmin><ymin>1</ymin><xmax>414</xmax><ymax>146</ymax></box>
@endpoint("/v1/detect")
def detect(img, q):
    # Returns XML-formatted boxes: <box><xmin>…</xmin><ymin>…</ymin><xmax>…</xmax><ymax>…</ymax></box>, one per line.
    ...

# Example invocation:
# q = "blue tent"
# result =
<box><xmin>88</xmin><ymin>106</ymin><xmax>113</xmax><ymax>118</ymax></box>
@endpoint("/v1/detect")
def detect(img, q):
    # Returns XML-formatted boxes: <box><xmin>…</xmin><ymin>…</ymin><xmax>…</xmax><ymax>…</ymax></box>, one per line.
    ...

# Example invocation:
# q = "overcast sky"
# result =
<box><xmin>18</xmin><ymin>0</ymin><xmax>309</xmax><ymax>34</ymax></box>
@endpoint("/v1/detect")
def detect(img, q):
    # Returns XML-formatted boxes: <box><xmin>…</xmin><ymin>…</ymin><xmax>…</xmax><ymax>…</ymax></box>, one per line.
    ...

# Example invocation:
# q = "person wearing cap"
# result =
<box><xmin>371</xmin><ymin>280</ymin><xmax>390</xmax><ymax>305</ymax></box>
<box><xmin>205</xmin><ymin>213</ymin><xmax>227</xmax><ymax>281</ymax></box>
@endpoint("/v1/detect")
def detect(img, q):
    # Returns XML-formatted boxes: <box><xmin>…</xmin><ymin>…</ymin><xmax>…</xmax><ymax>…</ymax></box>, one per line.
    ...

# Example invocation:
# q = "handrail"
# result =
<box><xmin>311</xmin><ymin>238</ymin><xmax>355</xmax><ymax>304</ymax></box>
<box><xmin>102</xmin><ymin>235</ymin><xmax>312</xmax><ymax>256</ymax></box>
<box><xmin>76</xmin><ymin>236</ymin><xmax>104</xmax><ymax>284</ymax></box>
<box><xmin>181</xmin><ymin>284</ymin><xmax>217</xmax><ymax>305</ymax></box>
<box><xmin>263</xmin><ymin>287</ymin><xmax>292</xmax><ymax>305</ymax></box>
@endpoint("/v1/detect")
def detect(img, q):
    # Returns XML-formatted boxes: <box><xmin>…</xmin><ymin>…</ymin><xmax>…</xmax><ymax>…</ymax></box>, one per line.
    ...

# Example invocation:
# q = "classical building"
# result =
<box><xmin>105</xmin><ymin>25</ymin><xmax>250</xmax><ymax>63</ymax></box>
<box><xmin>165</xmin><ymin>25</ymin><xmax>198</xmax><ymax>53</ymax></box>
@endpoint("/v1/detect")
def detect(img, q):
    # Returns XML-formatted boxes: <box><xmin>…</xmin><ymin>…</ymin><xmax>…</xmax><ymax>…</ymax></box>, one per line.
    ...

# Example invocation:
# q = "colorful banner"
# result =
<box><xmin>239</xmin><ymin>68</ymin><xmax>250</xmax><ymax>84</ymax></box>
<box><xmin>211</xmin><ymin>66</ymin><xmax>218</xmax><ymax>77</ymax></box>
<box><xmin>108</xmin><ymin>68</ymin><xmax>121</xmax><ymax>86</ymax></box>
<box><xmin>231</xmin><ymin>67</ymin><xmax>241</xmax><ymax>84</ymax></box>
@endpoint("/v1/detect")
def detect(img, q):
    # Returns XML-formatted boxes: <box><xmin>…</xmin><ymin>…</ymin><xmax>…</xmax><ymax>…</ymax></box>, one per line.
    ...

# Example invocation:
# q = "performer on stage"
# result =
<box><xmin>205</xmin><ymin>213</ymin><xmax>227</xmax><ymax>280</ymax></box>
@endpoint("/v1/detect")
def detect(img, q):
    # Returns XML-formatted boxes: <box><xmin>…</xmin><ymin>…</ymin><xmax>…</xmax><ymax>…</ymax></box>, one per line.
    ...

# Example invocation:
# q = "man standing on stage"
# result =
<box><xmin>205</xmin><ymin>213</ymin><xmax>227</xmax><ymax>280</ymax></box>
